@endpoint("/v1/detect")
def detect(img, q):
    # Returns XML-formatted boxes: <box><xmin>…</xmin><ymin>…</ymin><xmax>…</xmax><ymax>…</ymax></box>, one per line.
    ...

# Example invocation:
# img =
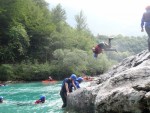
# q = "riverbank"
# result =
<box><xmin>0</xmin><ymin>80</ymin><xmax>36</xmax><ymax>85</ymax></box>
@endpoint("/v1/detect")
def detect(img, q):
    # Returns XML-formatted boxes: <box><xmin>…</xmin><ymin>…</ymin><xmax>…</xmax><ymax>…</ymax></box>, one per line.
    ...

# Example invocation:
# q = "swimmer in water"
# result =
<box><xmin>0</xmin><ymin>96</ymin><xmax>3</xmax><ymax>103</ymax></box>
<box><xmin>35</xmin><ymin>95</ymin><xmax>46</xmax><ymax>104</ymax></box>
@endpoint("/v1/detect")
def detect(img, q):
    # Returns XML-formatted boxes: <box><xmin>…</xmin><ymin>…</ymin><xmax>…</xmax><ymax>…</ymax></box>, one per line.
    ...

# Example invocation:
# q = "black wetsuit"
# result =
<box><xmin>60</xmin><ymin>78</ymin><xmax>72</xmax><ymax>108</ymax></box>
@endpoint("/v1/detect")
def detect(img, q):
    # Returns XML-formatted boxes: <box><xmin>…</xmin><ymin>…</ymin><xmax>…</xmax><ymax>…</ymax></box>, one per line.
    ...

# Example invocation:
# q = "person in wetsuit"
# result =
<box><xmin>60</xmin><ymin>74</ymin><xmax>77</xmax><ymax>108</ymax></box>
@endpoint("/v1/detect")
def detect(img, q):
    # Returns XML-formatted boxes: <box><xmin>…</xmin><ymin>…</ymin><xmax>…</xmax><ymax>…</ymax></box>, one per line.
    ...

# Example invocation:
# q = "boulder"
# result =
<box><xmin>67</xmin><ymin>50</ymin><xmax>150</xmax><ymax>113</ymax></box>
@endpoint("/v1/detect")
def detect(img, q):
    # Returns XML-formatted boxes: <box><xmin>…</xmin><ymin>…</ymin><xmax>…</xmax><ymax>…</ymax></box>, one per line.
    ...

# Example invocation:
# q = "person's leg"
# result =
<box><xmin>104</xmin><ymin>48</ymin><xmax>117</xmax><ymax>52</ymax></box>
<box><xmin>108</xmin><ymin>37</ymin><xmax>114</xmax><ymax>48</ymax></box>
<box><xmin>145</xmin><ymin>26</ymin><xmax>150</xmax><ymax>51</ymax></box>
<box><xmin>148</xmin><ymin>38</ymin><xmax>150</xmax><ymax>51</ymax></box>
<box><xmin>60</xmin><ymin>91</ymin><xmax>67</xmax><ymax>108</ymax></box>
<box><xmin>94</xmin><ymin>53</ymin><xmax>98</xmax><ymax>58</ymax></box>
<box><xmin>104</xmin><ymin>37</ymin><xmax>117</xmax><ymax>52</ymax></box>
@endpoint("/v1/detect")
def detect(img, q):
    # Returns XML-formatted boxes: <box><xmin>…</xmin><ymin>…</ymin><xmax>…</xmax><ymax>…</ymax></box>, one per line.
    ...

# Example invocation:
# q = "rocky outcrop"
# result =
<box><xmin>67</xmin><ymin>50</ymin><xmax>150</xmax><ymax>113</ymax></box>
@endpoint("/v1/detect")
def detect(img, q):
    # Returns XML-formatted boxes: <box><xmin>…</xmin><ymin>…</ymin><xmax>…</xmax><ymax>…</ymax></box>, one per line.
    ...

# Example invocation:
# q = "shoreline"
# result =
<box><xmin>0</xmin><ymin>80</ymin><xmax>36</xmax><ymax>84</ymax></box>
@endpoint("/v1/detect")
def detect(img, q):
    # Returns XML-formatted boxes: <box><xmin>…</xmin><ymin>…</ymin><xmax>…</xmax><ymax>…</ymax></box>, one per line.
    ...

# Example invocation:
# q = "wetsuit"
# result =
<box><xmin>60</xmin><ymin>78</ymin><xmax>72</xmax><ymax>108</ymax></box>
<box><xmin>69</xmin><ymin>80</ymin><xmax>80</xmax><ymax>92</ymax></box>
<box><xmin>141</xmin><ymin>10</ymin><xmax>150</xmax><ymax>51</ymax></box>
<box><xmin>35</xmin><ymin>100</ymin><xmax>45</xmax><ymax>104</ymax></box>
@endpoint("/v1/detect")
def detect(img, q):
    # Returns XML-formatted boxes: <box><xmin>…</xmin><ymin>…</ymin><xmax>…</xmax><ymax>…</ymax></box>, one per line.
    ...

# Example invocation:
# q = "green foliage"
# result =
<box><xmin>13</xmin><ymin>62</ymin><xmax>53</xmax><ymax>81</ymax></box>
<box><xmin>0</xmin><ymin>0</ymin><xmax>148</xmax><ymax>81</ymax></box>
<box><xmin>96</xmin><ymin>34</ymin><xmax>147</xmax><ymax>62</ymax></box>
<box><xmin>106</xmin><ymin>51</ymin><xmax>131</xmax><ymax>62</ymax></box>
<box><xmin>8</xmin><ymin>23</ymin><xmax>29</xmax><ymax>54</ymax></box>
<box><xmin>115</xmin><ymin>35</ymin><xmax>147</xmax><ymax>61</ymax></box>
<box><xmin>52</xmin><ymin>49</ymin><xmax>88</xmax><ymax>75</ymax></box>
<box><xmin>0</xmin><ymin>64</ymin><xmax>14</xmax><ymax>81</ymax></box>
<box><xmin>86</xmin><ymin>54</ymin><xmax>113</xmax><ymax>75</ymax></box>
<box><xmin>75</xmin><ymin>10</ymin><xmax>87</xmax><ymax>32</ymax></box>
<box><xmin>0</xmin><ymin>0</ymin><xmax>55</xmax><ymax>63</ymax></box>
<box><xmin>73</xmin><ymin>31</ymin><xmax>95</xmax><ymax>51</ymax></box>
<box><xmin>51</xmin><ymin>4</ymin><xmax>66</xmax><ymax>24</ymax></box>
<box><xmin>52</xmin><ymin>49</ymin><xmax>114</xmax><ymax>77</ymax></box>
<box><xmin>113</xmin><ymin>35</ymin><xmax>147</xmax><ymax>54</ymax></box>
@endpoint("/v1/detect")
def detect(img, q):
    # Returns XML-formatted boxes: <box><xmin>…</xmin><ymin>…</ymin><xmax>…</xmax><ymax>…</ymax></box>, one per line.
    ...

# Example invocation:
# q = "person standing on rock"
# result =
<box><xmin>60</xmin><ymin>74</ymin><xmax>77</xmax><ymax>108</ymax></box>
<box><xmin>92</xmin><ymin>37</ymin><xmax>117</xmax><ymax>58</ymax></box>
<box><xmin>141</xmin><ymin>6</ymin><xmax>150</xmax><ymax>51</ymax></box>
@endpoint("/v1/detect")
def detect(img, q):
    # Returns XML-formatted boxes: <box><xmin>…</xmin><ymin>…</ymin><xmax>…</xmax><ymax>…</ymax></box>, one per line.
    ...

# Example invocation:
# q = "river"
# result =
<box><xmin>0</xmin><ymin>81</ymin><xmax>90</xmax><ymax>113</ymax></box>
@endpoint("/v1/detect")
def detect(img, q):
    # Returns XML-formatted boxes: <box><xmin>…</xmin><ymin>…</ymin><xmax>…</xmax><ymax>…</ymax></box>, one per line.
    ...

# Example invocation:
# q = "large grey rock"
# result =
<box><xmin>67</xmin><ymin>87</ymin><xmax>96</xmax><ymax>113</ymax></box>
<box><xmin>67</xmin><ymin>50</ymin><xmax>150</xmax><ymax>113</ymax></box>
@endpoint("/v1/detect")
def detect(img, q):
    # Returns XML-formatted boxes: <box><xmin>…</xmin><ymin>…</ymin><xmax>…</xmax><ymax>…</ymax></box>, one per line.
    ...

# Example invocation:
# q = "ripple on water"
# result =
<box><xmin>0</xmin><ymin>81</ymin><xmax>90</xmax><ymax>113</ymax></box>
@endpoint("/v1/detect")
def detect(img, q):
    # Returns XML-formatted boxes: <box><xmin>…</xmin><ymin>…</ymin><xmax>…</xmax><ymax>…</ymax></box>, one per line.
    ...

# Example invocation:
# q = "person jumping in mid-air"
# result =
<box><xmin>92</xmin><ymin>37</ymin><xmax>117</xmax><ymax>58</ymax></box>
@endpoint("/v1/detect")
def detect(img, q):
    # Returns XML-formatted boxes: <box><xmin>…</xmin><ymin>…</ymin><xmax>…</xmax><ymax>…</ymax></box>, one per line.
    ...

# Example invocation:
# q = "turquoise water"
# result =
<box><xmin>0</xmin><ymin>81</ymin><xmax>90</xmax><ymax>113</ymax></box>
<box><xmin>0</xmin><ymin>81</ymin><xmax>65</xmax><ymax>113</ymax></box>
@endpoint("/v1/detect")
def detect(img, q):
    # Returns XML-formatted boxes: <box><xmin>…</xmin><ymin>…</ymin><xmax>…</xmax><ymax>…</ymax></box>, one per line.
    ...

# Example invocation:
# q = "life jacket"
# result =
<box><xmin>69</xmin><ymin>80</ymin><xmax>80</xmax><ymax>92</ymax></box>
<box><xmin>35</xmin><ymin>100</ymin><xmax>41</xmax><ymax>104</ymax></box>
<box><xmin>94</xmin><ymin>45</ymin><xmax>102</xmax><ymax>54</ymax></box>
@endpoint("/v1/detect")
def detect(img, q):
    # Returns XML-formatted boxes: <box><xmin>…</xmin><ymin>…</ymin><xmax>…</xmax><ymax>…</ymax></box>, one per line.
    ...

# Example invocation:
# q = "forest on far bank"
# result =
<box><xmin>0</xmin><ymin>0</ymin><xmax>148</xmax><ymax>81</ymax></box>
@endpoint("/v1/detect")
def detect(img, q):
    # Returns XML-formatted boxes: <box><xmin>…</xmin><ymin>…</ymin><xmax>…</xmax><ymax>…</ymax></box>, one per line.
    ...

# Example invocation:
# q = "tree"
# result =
<box><xmin>0</xmin><ymin>0</ymin><xmax>55</xmax><ymax>63</ymax></box>
<box><xmin>51</xmin><ymin>4</ymin><xmax>66</xmax><ymax>24</ymax></box>
<box><xmin>51</xmin><ymin>4</ymin><xmax>66</xmax><ymax>32</ymax></box>
<box><xmin>75</xmin><ymin>10</ymin><xmax>87</xmax><ymax>31</ymax></box>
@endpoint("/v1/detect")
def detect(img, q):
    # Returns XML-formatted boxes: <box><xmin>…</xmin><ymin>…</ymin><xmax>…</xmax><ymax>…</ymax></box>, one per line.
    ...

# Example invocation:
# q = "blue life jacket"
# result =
<box><xmin>69</xmin><ymin>80</ymin><xmax>80</xmax><ymax>92</ymax></box>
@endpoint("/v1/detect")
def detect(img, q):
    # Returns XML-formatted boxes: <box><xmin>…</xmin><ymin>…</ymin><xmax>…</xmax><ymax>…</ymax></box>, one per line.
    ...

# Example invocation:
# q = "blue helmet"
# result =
<box><xmin>40</xmin><ymin>95</ymin><xmax>46</xmax><ymax>101</ymax></box>
<box><xmin>70</xmin><ymin>74</ymin><xmax>77</xmax><ymax>81</ymax></box>
<box><xmin>77</xmin><ymin>77</ymin><xmax>83</xmax><ymax>83</ymax></box>
<box><xmin>0</xmin><ymin>96</ymin><xmax>3</xmax><ymax>100</ymax></box>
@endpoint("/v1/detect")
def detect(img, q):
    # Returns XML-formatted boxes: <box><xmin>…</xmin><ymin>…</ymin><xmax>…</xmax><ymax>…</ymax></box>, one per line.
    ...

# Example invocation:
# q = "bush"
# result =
<box><xmin>14</xmin><ymin>62</ymin><xmax>53</xmax><ymax>81</ymax></box>
<box><xmin>0</xmin><ymin>64</ymin><xmax>14</xmax><ymax>81</ymax></box>
<box><xmin>86</xmin><ymin>54</ymin><xmax>114</xmax><ymax>75</ymax></box>
<box><xmin>52</xmin><ymin>49</ymin><xmax>88</xmax><ymax>77</ymax></box>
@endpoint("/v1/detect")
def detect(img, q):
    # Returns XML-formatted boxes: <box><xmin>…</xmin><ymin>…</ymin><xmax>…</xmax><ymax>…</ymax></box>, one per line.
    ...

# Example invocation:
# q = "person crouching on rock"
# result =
<box><xmin>69</xmin><ymin>77</ymin><xmax>83</xmax><ymax>92</ymax></box>
<box><xmin>35</xmin><ymin>95</ymin><xmax>46</xmax><ymax>104</ymax></box>
<box><xmin>60</xmin><ymin>74</ymin><xmax>77</xmax><ymax>108</ymax></box>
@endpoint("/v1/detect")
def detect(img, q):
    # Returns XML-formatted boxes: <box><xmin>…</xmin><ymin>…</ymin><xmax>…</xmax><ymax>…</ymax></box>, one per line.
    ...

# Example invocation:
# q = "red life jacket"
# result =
<box><xmin>94</xmin><ymin>45</ymin><xmax>102</xmax><ymax>54</ymax></box>
<box><xmin>35</xmin><ymin>100</ymin><xmax>41</xmax><ymax>104</ymax></box>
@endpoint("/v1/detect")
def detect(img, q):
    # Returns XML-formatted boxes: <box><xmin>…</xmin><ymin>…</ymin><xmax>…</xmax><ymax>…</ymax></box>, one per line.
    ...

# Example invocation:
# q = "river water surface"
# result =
<box><xmin>0</xmin><ymin>81</ymin><xmax>90</xmax><ymax>113</ymax></box>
